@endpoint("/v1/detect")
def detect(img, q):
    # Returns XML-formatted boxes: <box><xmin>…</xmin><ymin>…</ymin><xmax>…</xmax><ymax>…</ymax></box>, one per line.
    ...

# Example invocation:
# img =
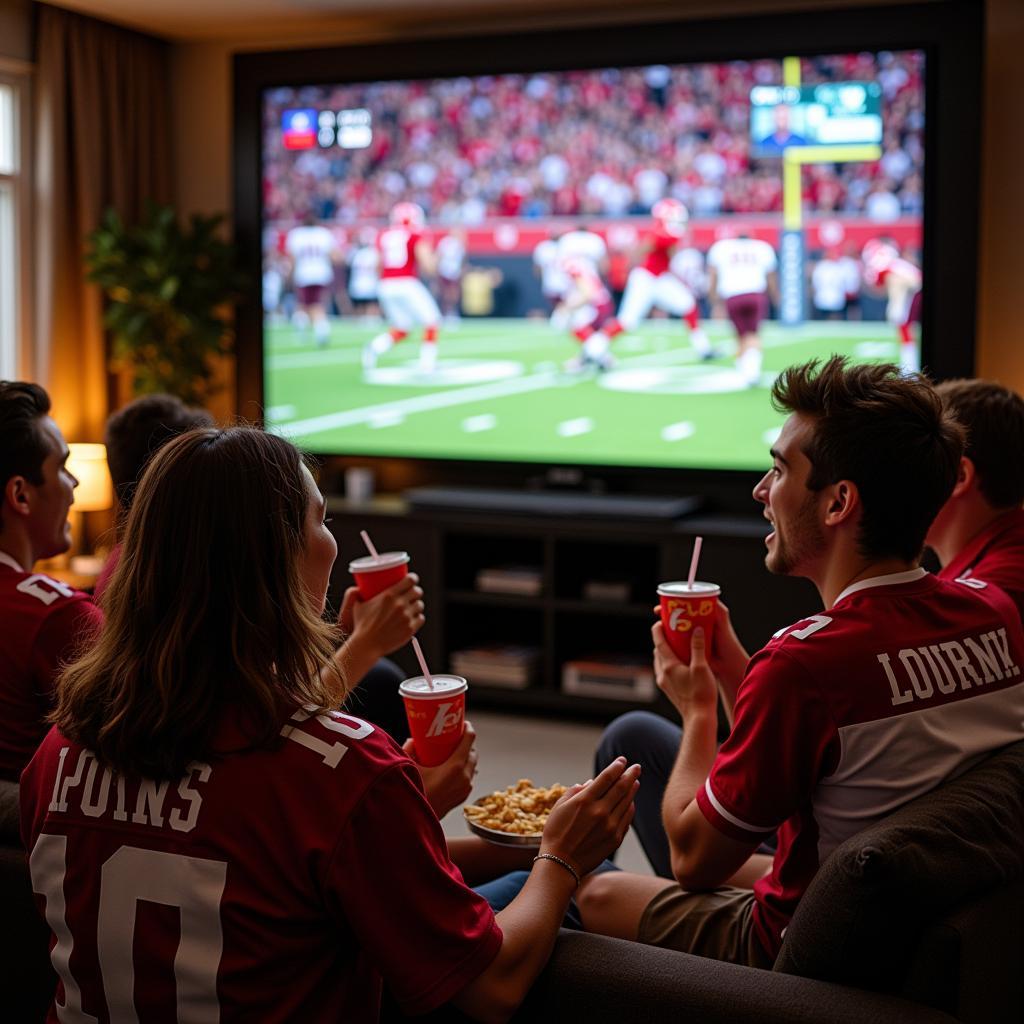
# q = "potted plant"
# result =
<box><xmin>85</xmin><ymin>202</ymin><xmax>247</xmax><ymax>405</ymax></box>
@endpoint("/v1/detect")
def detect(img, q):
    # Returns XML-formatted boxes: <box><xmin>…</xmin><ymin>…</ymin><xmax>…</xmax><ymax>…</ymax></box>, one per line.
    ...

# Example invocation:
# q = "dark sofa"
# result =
<box><xmin>4</xmin><ymin>742</ymin><xmax>1023</xmax><ymax>1022</ymax></box>
<box><xmin>513</xmin><ymin>739</ymin><xmax>1024</xmax><ymax>1023</ymax></box>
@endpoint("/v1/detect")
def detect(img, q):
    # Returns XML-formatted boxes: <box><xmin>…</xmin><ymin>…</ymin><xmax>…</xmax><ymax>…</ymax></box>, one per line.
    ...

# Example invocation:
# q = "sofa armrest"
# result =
<box><xmin>512</xmin><ymin>932</ymin><xmax>957</xmax><ymax>1024</ymax></box>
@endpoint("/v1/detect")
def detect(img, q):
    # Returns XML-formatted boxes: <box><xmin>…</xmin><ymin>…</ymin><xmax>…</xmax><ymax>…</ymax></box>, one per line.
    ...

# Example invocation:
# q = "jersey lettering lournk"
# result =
<box><xmin>695</xmin><ymin>569</ymin><xmax>1024</xmax><ymax>959</ymax></box>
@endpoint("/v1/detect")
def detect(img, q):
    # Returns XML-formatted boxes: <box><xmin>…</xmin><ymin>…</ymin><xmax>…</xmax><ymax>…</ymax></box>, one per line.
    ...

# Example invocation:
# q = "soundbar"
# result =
<box><xmin>404</xmin><ymin>486</ymin><xmax>702</xmax><ymax>520</ymax></box>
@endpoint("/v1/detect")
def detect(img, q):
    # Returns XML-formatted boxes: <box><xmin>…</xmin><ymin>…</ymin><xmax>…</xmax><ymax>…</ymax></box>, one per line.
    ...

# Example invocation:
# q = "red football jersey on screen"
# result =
<box><xmin>0</xmin><ymin>553</ymin><xmax>103</xmax><ymax>781</ymax></box>
<box><xmin>642</xmin><ymin>229</ymin><xmax>678</xmax><ymax>276</ymax></box>
<box><xmin>937</xmin><ymin>509</ymin><xmax>1024</xmax><ymax>623</ymax></box>
<box><xmin>21</xmin><ymin>707</ymin><xmax>502</xmax><ymax>1022</ymax></box>
<box><xmin>378</xmin><ymin>228</ymin><xmax>421</xmax><ymax>279</ymax></box>
<box><xmin>696</xmin><ymin>569</ymin><xmax>1024</xmax><ymax>959</ymax></box>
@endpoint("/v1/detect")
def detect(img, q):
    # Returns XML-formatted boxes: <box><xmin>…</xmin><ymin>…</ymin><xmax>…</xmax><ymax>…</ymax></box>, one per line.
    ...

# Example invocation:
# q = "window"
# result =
<box><xmin>0</xmin><ymin>68</ymin><xmax>29</xmax><ymax>380</ymax></box>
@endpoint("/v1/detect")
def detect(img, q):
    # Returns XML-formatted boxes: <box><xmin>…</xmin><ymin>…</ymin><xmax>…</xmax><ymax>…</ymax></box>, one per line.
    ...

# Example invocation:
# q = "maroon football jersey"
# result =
<box><xmin>696</xmin><ymin>569</ymin><xmax>1024</xmax><ymax>959</ymax></box>
<box><xmin>21</xmin><ymin>707</ymin><xmax>501</xmax><ymax>1022</ymax></box>
<box><xmin>0</xmin><ymin>553</ymin><xmax>103</xmax><ymax>781</ymax></box>
<box><xmin>938</xmin><ymin>509</ymin><xmax>1024</xmax><ymax>623</ymax></box>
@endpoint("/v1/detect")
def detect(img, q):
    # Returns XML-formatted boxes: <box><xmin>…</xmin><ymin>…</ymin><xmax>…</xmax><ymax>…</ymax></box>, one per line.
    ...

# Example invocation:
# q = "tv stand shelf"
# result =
<box><xmin>326</xmin><ymin>495</ymin><xmax>817</xmax><ymax>721</ymax></box>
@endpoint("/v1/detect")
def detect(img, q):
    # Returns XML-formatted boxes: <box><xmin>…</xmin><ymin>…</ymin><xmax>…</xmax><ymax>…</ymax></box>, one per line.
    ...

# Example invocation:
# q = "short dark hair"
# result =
<box><xmin>0</xmin><ymin>382</ymin><xmax>52</xmax><ymax>525</ymax></box>
<box><xmin>936</xmin><ymin>379</ymin><xmax>1024</xmax><ymax>509</ymax></box>
<box><xmin>105</xmin><ymin>394</ymin><xmax>214</xmax><ymax>509</ymax></box>
<box><xmin>771</xmin><ymin>357</ymin><xmax>964</xmax><ymax>562</ymax></box>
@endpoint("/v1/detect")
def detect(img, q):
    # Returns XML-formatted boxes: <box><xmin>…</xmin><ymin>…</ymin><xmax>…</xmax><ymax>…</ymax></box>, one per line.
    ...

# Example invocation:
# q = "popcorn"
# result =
<box><xmin>464</xmin><ymin>779</ymin><xmax>567</xmax><ymax>836</ymax></box>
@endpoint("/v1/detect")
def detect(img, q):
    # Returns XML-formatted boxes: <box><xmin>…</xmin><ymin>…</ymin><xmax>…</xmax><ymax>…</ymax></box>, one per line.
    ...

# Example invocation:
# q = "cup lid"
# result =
<box><xmin>400</xmin><ymin>675</ymin><xmax>468</xmax><ymax>699</ymax></box>
<box><xmin>348</xmin><ymin>551</ymin><xmax>410</xmax><ymax>573</ymax></box>
<box><xmin>657</xmin><ymin>581</ymin><xmax>721</xmax><ymax>597</ymax></box>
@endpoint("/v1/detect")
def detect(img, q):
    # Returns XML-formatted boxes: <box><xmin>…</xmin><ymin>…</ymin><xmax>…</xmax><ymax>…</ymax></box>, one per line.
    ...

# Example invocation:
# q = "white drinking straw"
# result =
<box><xmin>411</xmin><ymin>636</ymin><xmax>435</xmax><ymax>690</ymax></box>
<box><xmin>360</xmin><ymin>529</ymin><xmax>379</xmax><ymax>560</ymax></box>
<box><xmin>687</xmin><ymin>536</ymin><xmax>704</xmax><ymax>588</ymax></box>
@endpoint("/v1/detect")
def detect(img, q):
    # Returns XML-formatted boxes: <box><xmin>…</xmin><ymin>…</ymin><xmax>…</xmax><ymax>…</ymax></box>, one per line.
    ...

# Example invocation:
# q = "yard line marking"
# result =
<box><xmin>270</xmin><ymin>320</ymin><xmax>893</xmax><ymax>441</ymax></box>
<box><xmin>369</xmin><ymin>412</ymin><xmax>405</xmax><ymax>429</ymax></box>
<box><xmin>762</xmin><ymin>426</ymin><xmax>783</xmax><ymax>446</ymax></box>
<box><xmin>661</xmin><ymin>421</ymin><xmax>696</xmax><ymax>442</ymax></box>
<box><xmin>265</xmin><ymin>405</ymin><xmax>296</xmax><ymax>421</ymax></box>
<box><xmin>557</xmin><ymin>417</ymin><xmax>594</xmax><ymax>437</ymax></box>
<box><xmin>462</xmin><ymin>414</ymin><xmax>497</xmax><ymax>433</ymax></box>
<box><xmin>273</xmin><ymin>369</ymin><xmax>569</xmax><ymax>439</ymax></box>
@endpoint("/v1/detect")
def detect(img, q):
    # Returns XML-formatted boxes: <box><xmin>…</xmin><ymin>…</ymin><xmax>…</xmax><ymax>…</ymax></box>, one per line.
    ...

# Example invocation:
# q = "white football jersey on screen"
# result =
<box><xmin>286</xmin><ymin>226</ymin><xmax>338</xmax><ymax>287</ymax></box>
<box><xmin>707</xmin><ymin>238</ymin><xmax>777</xmax><ymax>299</ymax></box>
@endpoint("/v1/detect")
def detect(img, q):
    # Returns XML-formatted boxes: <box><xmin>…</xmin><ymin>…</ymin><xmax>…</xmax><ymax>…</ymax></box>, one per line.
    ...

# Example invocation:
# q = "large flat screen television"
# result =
<box><xmin>234</xmin><ymin>1</ymin><xmax>981</xmax><ymax>491</ymax></box>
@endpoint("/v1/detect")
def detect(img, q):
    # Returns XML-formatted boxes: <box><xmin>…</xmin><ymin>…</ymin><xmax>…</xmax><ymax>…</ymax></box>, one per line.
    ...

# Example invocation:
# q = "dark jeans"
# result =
<box><xmin>474</xmin><ymin>860</ymin><xmax>620</xmax><ymax>930</ymax></box>
<box><xmin>342</xmin><ymin>657</ymin><xmax>409</xmax><ymax>743</ymax></box>
<box><xmin>594</xmin><ymin>711</ymin><xmax>683</xmax><ymax>879</ymax></box>
<box><xmin>595</xmin><ymin>710</ymin><xmax>776</xmax><ymax>878</ymax></box>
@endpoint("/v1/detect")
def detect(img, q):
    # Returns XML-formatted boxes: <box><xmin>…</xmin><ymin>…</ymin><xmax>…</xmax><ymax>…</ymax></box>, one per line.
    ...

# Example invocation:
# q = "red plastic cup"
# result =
<box><xmin>399</xmin><ymin>674</ymin><xmax>468</xmax><ymax>767</ymax></box>
<box><xmin>348</xmin><ymin>551</ymin><xmax>410</xmax><ymax>601</ymax></box>
<box><xmin>657</xmin><ymin>581</ymin><xmax>721</xmax><ymax>662</ymax></box>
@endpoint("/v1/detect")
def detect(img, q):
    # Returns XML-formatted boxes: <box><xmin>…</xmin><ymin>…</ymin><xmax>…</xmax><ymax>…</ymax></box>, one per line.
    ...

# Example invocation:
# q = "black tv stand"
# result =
<box><xmin>405</xmin><ymin>485</ymin><xmax>703</xmax><ymax>521</ymax></box>
<box><xmin>324</xmin><ymin>493</ymin><xmax>817</xmax><ymax>720</ymax></box>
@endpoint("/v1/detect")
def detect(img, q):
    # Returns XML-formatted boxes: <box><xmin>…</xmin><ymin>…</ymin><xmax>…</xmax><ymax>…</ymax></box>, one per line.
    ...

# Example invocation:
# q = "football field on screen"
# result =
<box><xmin>264</xmin><ymin>318</ymin><xmax>902</xmax><ymax>470</ymax></box>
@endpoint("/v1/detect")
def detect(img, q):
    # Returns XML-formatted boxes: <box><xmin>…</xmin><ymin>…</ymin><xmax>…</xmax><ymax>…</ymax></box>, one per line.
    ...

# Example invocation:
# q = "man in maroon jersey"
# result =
<box><xmin>581</xmin><ymin>358</ymin><xmax>1024</xmax><ymax>967</ymax></box>
<box><xmin>0</xmin><ymin>381</ymin><xmax>103</xmax><ymax>781</ymax></box>
<box><xmin>928</xmin><ymin>378</ymin><xmax>1024</xmax><ymax>620</ymax></box>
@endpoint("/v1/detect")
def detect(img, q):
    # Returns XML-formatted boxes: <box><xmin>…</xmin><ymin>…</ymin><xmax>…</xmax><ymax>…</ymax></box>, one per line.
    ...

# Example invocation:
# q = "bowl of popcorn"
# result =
<box><xmin>463</xmin><ymin>779</ymin><xmax>567</xmax><ymax>847</ymax></box>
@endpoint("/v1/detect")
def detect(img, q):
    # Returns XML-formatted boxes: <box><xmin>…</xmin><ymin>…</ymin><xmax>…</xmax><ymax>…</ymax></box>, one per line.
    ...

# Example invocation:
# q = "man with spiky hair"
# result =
<box><xmin>582</xmin><ymin>358</ymin><xmax>1024</xmax><ymax>968</ymax></box>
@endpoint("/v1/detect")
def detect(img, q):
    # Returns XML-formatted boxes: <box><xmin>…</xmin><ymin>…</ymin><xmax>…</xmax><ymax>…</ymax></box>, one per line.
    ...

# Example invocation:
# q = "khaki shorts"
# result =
<box><xmin>638</xmin><ymin>885</ymin><xmax>774</xmax><ymax>969</ymax></box>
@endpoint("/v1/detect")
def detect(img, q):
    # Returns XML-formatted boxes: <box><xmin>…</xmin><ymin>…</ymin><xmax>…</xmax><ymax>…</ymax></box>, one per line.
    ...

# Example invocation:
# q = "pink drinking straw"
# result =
<box><xmin>687</xmin><ymin>536</ymin><xmax>704</xmax><ymax>588</ymax></box>
<box><xmin>411</xmin><ymin>637</ymin><xmax>435</xmax><ymax>690</ymax></box>
<box><xmin>360</xmin><ymin>529</ymin><xmax>379</xmax><ymax>559</ymax></box>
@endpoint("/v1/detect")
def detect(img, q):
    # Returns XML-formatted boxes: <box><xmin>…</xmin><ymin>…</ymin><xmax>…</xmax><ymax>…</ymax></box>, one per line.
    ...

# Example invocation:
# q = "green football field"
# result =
<box><xmin>264</xmin><ymin>317</ymin><xmax>904</xmax><ymax>471</ymax></box>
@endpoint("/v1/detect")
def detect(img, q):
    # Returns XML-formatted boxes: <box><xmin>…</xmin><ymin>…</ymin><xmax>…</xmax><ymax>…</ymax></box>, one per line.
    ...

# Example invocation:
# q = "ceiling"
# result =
<box><xmin>41</xmin><ymin>0</ymin><xmax>907</xmax><ymax>44</ymax></box>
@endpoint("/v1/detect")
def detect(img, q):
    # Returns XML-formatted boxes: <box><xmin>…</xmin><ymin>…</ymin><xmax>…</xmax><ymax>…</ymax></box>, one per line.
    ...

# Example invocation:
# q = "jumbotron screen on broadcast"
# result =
<box><xmin>261</xmin><ymin>50</ymin><xmax>925</xmax><ymax>472</ymax></box>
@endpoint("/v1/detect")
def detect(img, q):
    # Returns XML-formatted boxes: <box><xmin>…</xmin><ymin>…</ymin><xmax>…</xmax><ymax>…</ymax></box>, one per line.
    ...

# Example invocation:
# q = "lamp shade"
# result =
<box><xmin>67</xmin><ymin>443</ymin><xmax>113</xmax><ymax>512</ymax></box>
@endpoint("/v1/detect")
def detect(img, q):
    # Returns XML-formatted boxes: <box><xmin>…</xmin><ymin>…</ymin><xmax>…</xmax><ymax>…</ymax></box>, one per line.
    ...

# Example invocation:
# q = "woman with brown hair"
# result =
<box><xmin>20</xmin><ymin>426</ymin><xmax>638</xmax><ymax>1022</ymax></box>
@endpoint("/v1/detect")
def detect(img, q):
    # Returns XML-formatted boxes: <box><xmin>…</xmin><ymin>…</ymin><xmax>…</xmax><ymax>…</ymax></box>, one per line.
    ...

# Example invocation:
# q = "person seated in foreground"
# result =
<box><xmin>927</xmin><ymin>378</ymin><xmax>1024</xmax><ymax>619</ymax></box>
<box><xmin>102</xmin><ymin>394</ymin><xmax>424</xmax><ymax>750</ymax></box>
<box><xmin>21</xmin><ymin>426</ymin><xmax>640</xmax><ymax>1022</ymax></box>
<box><xmin>0</xmin><ymin>381</ymin><xmax>103</xmax><ymax>782</ymax></box>
<box><xmin>581</xmin><ymin>357</ymin><xmax>1024</xmax><ymax>968</ymax></box>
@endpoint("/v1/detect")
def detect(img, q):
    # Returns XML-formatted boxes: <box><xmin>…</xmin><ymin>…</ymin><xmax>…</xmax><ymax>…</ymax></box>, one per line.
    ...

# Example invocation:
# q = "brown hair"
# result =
<box><xmin>105</xmin><ymin>393</ymin><xmax>215</xmax><ymax>510</ymax></box>
<box><xmin>771</xmin><ymin>357</ymin><xmax>964</xmax><ymax>562</ymax></box>
<box><xmin>936</xmin><ymin>379</ymin><xmax>1024</xmax><ymax>509</ymax></box>
<box><xmin>53</xmin><ymin>427</ymin><xmax>345</xmax><ymax>780</ymax></box>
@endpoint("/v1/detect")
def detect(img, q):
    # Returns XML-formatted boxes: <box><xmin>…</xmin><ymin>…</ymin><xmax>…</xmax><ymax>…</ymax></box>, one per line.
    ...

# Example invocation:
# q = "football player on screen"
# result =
<box><xmin>584</xmin><ymin>199</ymin><xmax>712</xmax><ymax>365</ymax></box>
<box><xmin>362</xmin><ymin>202</ymin><xmax>443</xmax><ymax>375</ymax></box>
<box><xmin>706</xmin><ymin>226</ymin><xmax>778</xmax><ymax>387</ymax></box>
<box><xmin>556</xmin><ymin>257</ymin><xmax>617</xmax><ymax>372</ymax></box>
<box><xmin>284</xmin><ymin>214</ymin><xmax>341</xmax><ymax>347</ymax></box>
<box><xmin>862</xmin><ymin>239</ymin><xmax>922</xmax><ymax>374</ymax></box>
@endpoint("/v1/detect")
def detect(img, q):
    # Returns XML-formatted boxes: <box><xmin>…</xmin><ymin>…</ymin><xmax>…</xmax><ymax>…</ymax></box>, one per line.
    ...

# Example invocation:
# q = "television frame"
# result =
<box><xmin>234</xmin><ymin>0</ymin><xmax>983</xmax><ymax>506</ymax></box>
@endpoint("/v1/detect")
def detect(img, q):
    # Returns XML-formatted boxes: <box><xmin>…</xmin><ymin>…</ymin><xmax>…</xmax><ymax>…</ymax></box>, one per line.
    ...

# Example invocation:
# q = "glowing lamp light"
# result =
<box><xmin>66</xmin><ymin>444</ymin><xmax>113</xmax><ymax>512</ymax></box>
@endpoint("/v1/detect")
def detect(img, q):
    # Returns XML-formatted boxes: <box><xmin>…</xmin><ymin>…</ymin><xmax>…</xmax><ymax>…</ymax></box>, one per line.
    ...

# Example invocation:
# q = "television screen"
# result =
<box><xmin>260</xmin><ymin>50</ymin><xmax>926</xmax><ymax>471</ymax></box>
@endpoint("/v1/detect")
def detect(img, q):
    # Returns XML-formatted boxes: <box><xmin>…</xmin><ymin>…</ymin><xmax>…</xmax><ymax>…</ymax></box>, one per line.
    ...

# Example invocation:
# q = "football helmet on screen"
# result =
<box><xmin>390</xmin><ymin>202</ymin><xmax>426</xmax><ymax>230</ymax></box>
<box><xmin>652</xmin><ymin>197</ymin><xmax>689</xmax><ymax>237</ymax></box>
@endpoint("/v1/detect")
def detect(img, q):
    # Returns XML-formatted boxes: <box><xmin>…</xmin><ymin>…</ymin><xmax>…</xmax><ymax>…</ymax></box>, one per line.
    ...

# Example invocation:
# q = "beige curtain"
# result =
<box><xmin>34</xmin><ymin>4</ymin><xmax>173</xmax><ymax>442</ymax></box>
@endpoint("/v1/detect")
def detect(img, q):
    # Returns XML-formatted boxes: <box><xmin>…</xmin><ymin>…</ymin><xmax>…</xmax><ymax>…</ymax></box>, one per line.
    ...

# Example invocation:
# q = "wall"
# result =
<box><xmin>0</xmin><ymin>0</ymin><xmax>32</xmax><ymax>62</ymax></box>
<box><xmin>169</xmin><ymin>0</ymin><xmax>1024</xmax><ymax>397</ymax></box>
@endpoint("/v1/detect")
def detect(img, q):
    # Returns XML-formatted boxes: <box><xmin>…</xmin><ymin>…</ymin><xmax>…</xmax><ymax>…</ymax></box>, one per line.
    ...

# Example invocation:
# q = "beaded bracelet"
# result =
<box><xmin>533</xmin><ymin>852</ymin><xmax>581</xmax><ymax>889</ymax></box>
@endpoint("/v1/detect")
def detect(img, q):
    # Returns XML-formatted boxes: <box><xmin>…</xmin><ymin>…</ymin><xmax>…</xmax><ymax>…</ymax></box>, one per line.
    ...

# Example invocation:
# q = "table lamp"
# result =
<box><xmin>66</xmin><ymin>443</ymin><xmax>113</xmax><ymax>575</ymax></box>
